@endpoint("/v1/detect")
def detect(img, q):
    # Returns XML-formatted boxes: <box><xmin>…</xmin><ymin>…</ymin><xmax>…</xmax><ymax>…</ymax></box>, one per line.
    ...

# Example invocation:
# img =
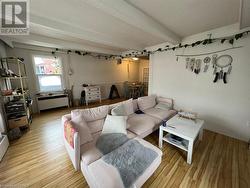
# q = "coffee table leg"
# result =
<box><xmin>199</xmin><ymin>128</ymin><xmax>203</xmax><ymax>141</ymax></box>
<box><xmin>159</xmin><ymin>126</ymin><xmax>163</xmax><ymax>148</ymax></box>
<box><xmin>187</xmin><ymin>140</ymin><xmax>193</xmax><ymax>164</ymax></box>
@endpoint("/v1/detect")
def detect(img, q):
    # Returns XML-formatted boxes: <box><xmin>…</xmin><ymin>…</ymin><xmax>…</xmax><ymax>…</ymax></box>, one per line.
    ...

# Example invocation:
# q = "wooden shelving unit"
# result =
<box><xmin>0</xmin><ymin>57</ymin><xmax>32</xmax><ymax>131</ymax></box>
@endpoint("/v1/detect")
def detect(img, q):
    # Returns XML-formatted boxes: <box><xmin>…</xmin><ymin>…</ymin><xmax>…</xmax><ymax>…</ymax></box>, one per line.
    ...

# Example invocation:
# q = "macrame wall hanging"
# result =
<box><xmin>176</xmin><ymin>45</ymin><xmax>239</xmax><ymax>84</ymax></box>
<box><xmin>212</xmin><ymin>54</ymin><xmax>232</xmax><ymax>84</ymax></box>
<box><xmin>184</xmin><ymin>53</ymin><xmax>233</xmax><ymax>84</ymax></box>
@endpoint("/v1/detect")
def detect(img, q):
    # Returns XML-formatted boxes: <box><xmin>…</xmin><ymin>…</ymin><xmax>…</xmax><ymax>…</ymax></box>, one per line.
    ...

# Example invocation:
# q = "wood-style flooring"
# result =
<box><xmin>0</xmin><ymin>99</ymin><xmax>249</xmax><ymax>188</ymax></box>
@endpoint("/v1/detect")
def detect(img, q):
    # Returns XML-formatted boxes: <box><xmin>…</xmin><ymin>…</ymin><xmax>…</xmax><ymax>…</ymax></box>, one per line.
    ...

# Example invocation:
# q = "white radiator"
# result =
<box><xmin>37</xmin><ymin>94</ymin><xmax>69</xmax><ymax>113</ymax></box>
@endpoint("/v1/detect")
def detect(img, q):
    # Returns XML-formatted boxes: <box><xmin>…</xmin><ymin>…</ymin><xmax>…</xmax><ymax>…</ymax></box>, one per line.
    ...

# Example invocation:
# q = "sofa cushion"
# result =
<box><xmin>81</xmin><ymin>146</ymin><xmax>103</xmax><ymax>166</ymax></box>
<box><xmin>71</xmin><ymin>106</ymin><xmax>109</xmax><ymax>134</ymax></box>
<box><xmin>108</xmin><ymin>102</ymin><xmax>122</xmax><ymax>114</ymax></box>
<box><xmin>154</xmin><ymin>102</ymin><xmax>172</xmax><ymax>111</ymax></box>
<box><xmin>144</xmin><ymin>108</ymin><xmax>177</xmax><ymax>121</ymax></box>
<box><xmin>111</xmin><ymin>104</ymin><xmax>126</xmax><ymax>116</ymax></box>
<box><xmin>87</xmin><ymin>119</ymin><xmax>105</xmax><ymax>134</ymax></box>
<box><xmin>132</xmin><ymin>99</ymin><xmax>138</xmax><ymax>112</ymax></box>
<box><xmin>127</xmin><ymin>114</ymin><xmax>161</xmax><ymax>136</ymax></box>
<box><xmin>82</xmin><ymin>137</ymin><xmax>162</xmax><ymax>188</ymax></box>
<box><xmin>102</xmin><ymin>115</ymin><xmax>127</xmax><ymax>135</ymax></box>
<box><xmin>123</xmin><ymin>99</ymin><xmax>134</xmax><ymax>115</ymax></box>
<box><xmin>137</xmin><ymin>95</ymin><xmax>156</xmax><ymax>111</ymax></box>
<box><xmin>71</xmin><ymin>115</ymin><xmax>93</xmax><ymax>145</ymax></box>
<box><xmin>109</xmin><ymin>99</ymin><xmax>134</xmax><ymax>116</ymax></box>
<box><xmin>156</xmin><ymin>97</ymin><xmax>173</xmax><ymax>109</ymax></box>
<box><xmin>71</xmin><ymin>105</ymin><xmax>109</xmax><ymax>122</ymax></box>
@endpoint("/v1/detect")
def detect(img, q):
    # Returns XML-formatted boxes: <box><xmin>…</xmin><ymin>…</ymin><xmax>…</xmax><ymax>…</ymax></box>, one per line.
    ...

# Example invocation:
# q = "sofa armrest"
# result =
<box><xmin>62</xmin><ymin>114</ymin><xmax>71</xmax><ymax>126</ymax></box>
<box><xmin>62</xmin><ymin>115</ymin><xmax>80</xmax><ymax>171</ymax></box>
<box><xmin>64</xmin><ymin>132</ymin><xmax>80</xmax><ymax>170</ymax></box>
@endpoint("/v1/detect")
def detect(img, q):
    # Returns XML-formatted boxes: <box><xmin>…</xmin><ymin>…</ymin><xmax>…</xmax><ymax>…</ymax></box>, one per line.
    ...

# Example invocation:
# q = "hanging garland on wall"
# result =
<box><xmin>51</xmin><ymin>30</ymin><xmax>250</xmax><ymax>60</ymax></box>
<box><xmin>145</xmin><ymin>30</ymin><xmax>250</xmax><ymax>55</ymax></box>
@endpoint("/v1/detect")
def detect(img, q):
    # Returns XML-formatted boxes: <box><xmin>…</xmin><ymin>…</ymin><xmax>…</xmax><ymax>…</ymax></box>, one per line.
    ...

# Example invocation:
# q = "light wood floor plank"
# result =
<box><xmin>0</xmin><ymin>99</ymin><xmax>249</xmax><ymax>188</ymax></box>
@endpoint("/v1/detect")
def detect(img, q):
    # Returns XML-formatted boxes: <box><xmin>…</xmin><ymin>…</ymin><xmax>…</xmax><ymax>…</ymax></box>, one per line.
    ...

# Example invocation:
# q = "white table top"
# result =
<box><xmin>161</xmin><ymin>115</ymin><xmax>204</xmax><ymax>141</ymax></box>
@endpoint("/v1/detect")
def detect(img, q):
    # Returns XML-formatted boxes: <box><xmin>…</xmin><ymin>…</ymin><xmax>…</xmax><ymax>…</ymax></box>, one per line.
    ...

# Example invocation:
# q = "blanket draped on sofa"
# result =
<box><xmin>96</xmin><ymin>133</ymin><xmax>129</xmax><ymax>155</ymax></box>
<box><xmin>96</xmin><ymin>134</ymin><xmax>158</xmax><ymax>188</ymax></box>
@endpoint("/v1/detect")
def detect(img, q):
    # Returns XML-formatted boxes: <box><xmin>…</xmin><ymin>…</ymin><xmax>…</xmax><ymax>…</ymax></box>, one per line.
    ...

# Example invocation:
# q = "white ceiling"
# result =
<box><xmin>127</xmin><ymin>0</ymin><xmax>240</xmax><ymax>37</ymax></box>
<box><xmin>1</xmin><ymin>0</ymin><xmax>249</xmax><ymax>54</ymax></box>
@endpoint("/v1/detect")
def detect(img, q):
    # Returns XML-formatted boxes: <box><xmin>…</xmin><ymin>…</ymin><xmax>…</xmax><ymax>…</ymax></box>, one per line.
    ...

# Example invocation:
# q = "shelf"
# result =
<box><xmin>2</xmin><ymin>91</ymin><xmax>29</xmax><ymax>98</ymax></box>
<box><xmin>163</xmin><ymin>133</ymin><xmax>188</xmax><ymax>152</ymax></box>
<box><xmin>6</xmin><ymin>111</ymin><xmax>26</xmax><ymax>115</ymax></box>
<box><xmin>0</xmin><ymin>76</ymin><xmax>27</xmax><ymax>80</ymax></box>
<box><xmin>1</xmin><ymin>57</ymin><xmax>32</xmax><ymax>133</ymax></box>
<box><xmin>1</xmin><ymin>57</ymin><xmax>24</xmax><ymax>64</ymax></box>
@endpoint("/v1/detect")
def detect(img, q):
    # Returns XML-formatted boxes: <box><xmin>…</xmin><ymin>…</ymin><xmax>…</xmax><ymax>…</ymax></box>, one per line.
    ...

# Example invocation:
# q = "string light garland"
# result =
<box><xmin>51</xmin><ymin>30</ymin><xmax>250</xmax><ymax>60</ymax></box>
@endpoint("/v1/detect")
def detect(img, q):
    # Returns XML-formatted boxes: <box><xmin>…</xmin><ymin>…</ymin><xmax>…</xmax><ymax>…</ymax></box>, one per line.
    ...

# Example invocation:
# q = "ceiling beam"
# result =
<box><xmin>0</xmin><ymin>34</ymin><xmax>121</xmax><ymax>54</ymax></box>
<box><xmin>0</xmin><ymin>37</ymin><xmax>14</xmax><ymax>48</ymax></box>
<box><xmin>84</xmin><ymin>0</ymin><xmax>181</xmax><ymax>44</ymax></box>
<box><xmin>30</xmin><ymin>14</ymin><xmax>144</xmax><ymax>51</ymax></box>
<box><xmin>239</xmin><ymin>0</ymin><xmax>250</xmax><ymax>29</ymax></box>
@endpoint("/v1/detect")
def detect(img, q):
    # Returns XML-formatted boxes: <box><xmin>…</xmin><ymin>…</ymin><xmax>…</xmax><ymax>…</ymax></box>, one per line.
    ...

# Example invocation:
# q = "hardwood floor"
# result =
<box><xmin>0</xmin><ymin>99</ymin><xmax>249</xmax><ymax>188</ymax></box>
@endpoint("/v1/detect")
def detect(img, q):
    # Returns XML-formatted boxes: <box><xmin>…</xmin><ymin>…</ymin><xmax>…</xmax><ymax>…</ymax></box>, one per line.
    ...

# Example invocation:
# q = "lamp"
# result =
<box><xmin>132</xmin><ymin>57</ymin><xmax>139</xmax><ymax>61</ymax></box>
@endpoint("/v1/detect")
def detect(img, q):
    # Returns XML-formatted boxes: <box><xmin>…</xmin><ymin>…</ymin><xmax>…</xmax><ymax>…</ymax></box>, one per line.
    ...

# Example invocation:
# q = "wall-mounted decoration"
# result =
<box><xmin>212</xmin><ymin>54</ymin><xmax>233</xmax><ymax>84</ymax></box>
<box><xmin>203</xmin><ymin>57</ymin><xmax>211</xmax><ymax>72</ymax></box>
<box><xmin>194</xmin><ymin>59</ymin><xmax>202</xmax><ymax>74</ymax></box>
<box><xmin>49</xmin><ymin>30</ymin><xmax>249</xmax><ymax>61</ymax></box>
<box><xmin>182</xmin><ymin>53</ymin><xmax>233</xmax><ymax>84</ymax></box>
<box><xmin>185</xmin><ymin>58</ymin><xmax>201</xmax><ymax>75</ymax></box>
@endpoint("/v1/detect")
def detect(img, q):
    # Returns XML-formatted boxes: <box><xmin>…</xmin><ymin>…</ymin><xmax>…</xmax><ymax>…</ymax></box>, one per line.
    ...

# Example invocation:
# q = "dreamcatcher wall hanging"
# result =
<box><xmin>176</xmin><ymin>46</ymin><xmax>240</xmax><ymax>84</ymax></box>
<box><xmin>212</xmin><ymin>54</ymin><xmax>232</xmax><ymax>83</ymax></box>
<box><xmin>185</xmin><ymin>54</ymin><xmax>233</xmax><ymax>84</ymax></box>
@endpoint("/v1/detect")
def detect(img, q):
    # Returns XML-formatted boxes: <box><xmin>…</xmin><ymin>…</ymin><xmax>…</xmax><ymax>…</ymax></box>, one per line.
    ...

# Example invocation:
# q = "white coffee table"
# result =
<box><xmin>159</xmin><ymin>115</ymin><xmax>204</xmax><ymax>164</ymax></box>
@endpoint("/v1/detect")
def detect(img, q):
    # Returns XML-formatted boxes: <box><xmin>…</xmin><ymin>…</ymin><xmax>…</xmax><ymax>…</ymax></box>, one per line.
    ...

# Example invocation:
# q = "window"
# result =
<box><xmin>33</xmin><ymin>56</ymin><xmax>63</xmax><ymax>92</ymax></box>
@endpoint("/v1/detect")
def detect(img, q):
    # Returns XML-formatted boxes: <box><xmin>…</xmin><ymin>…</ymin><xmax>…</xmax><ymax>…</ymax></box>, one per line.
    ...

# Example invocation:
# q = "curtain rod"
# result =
<box><xmin>176</xmin><ymin>46</ymin><xmax>243</xmax><ymax>57</ymax></box>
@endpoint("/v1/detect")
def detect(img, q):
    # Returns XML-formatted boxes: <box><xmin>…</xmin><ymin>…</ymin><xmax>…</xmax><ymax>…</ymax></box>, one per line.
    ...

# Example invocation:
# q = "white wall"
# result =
<box><xmin>6</xmin><ymin>45</ymin><xmax>140</xmax><ymax>113</ymax></box>
<box><xmin>149</xmin><ymin>24</ymin><xmax>250</xmax><ymax>141</ymax></box>
<box><xmin>67</xmin><ymin>56</ymin><xmax>139</xmax><ymax>100</ymax></box>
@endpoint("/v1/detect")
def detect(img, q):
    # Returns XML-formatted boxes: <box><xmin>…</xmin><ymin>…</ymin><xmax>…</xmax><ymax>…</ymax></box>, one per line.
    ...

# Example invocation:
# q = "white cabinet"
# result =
<box><xmin>83</xmin><ymin>86</ymin><xmax>101</xmax><ymax>105</ymax></box>
<box><xmin>37</xmin><ymin>94</ymin><xmax>69</xmax><ymax>113</ymax></box>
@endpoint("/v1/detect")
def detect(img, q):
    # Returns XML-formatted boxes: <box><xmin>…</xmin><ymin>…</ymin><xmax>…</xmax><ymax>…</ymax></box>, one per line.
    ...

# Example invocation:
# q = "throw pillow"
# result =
<box><xmin>137</xmin><ymin>95</ymin><xmax>156</xmax><ymax>111</ymax></box>
<box><xmin>64</xmin><ymin>120</ymin><xmax>76</xmax><ymax>148</ymax></box>
<box><xmin>71</xmin><ymin>115</ymin><xmax>93</xmax><ymax>145</ymax></box>
<box><xmin>132</xmin><ymin>99</ymin><xmax>138</xmax><ymax>112</ymax></box>
<box><xmin>123</xmin><ymin>98</ymin><xmax>134</xmax><ymax>115</ymax></box>
<box><xmin>154</xmin><ymin>102</ymin><xmax>172</xmax><ymax>110</ymax></box>
<box><xmin>71</xmin><ymin>105</ymin><xmax>109</xmax><ymax>122</ymax></box>
<box><xmin>111</xmin><ymin>104</ymin><xmax>127</xmax><ymax>116</ymax></box>
<box><xmin>156</xmin><ymin>97</ymin><xmax>173</xmax><ymax>109</ymax></box>
<box><xmin>102</xmin><ymin>115</ymin><xmax>127</xmax><ymax>135</ymax></box>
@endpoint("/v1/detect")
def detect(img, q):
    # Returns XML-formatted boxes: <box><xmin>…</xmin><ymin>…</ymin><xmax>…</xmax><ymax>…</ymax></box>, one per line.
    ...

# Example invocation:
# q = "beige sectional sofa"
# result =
<box><xmin>62</xmin><ymin>95</ymin><xmax>176</xmax><ymax>188</ymax></box>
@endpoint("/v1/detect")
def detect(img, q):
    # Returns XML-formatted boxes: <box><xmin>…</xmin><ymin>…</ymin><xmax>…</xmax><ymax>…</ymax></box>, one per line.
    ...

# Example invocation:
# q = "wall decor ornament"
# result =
<box><xmin>185</xmin><ymin>58</ymin><xmax>202</xmax><ymax>75</ymax></box>
<box><xmin>203</xmin><ymin>56</ymin><xmax>211</xmax><ymax>72</ymax></box>
<box><xmin>50</xmin><ymin>30</ymin><xmax>249</xmax><ymax>61</ymax></box>
<box><xmin>212</xmin><ymin>54</ymin><xmax>233</xmax><ymax>84</ymax></box>
<box><xmin>184</xmin><ymin>53</ymin><xmax>233</xmax><ymax>84</ymax></box>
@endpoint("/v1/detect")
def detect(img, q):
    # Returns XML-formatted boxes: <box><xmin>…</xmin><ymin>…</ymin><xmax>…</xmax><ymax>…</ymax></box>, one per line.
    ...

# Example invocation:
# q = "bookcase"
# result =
<box><xmin>0</xmin><ymin>57</ymin><xmax>32</xmax><ymax>130</ymax></box>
